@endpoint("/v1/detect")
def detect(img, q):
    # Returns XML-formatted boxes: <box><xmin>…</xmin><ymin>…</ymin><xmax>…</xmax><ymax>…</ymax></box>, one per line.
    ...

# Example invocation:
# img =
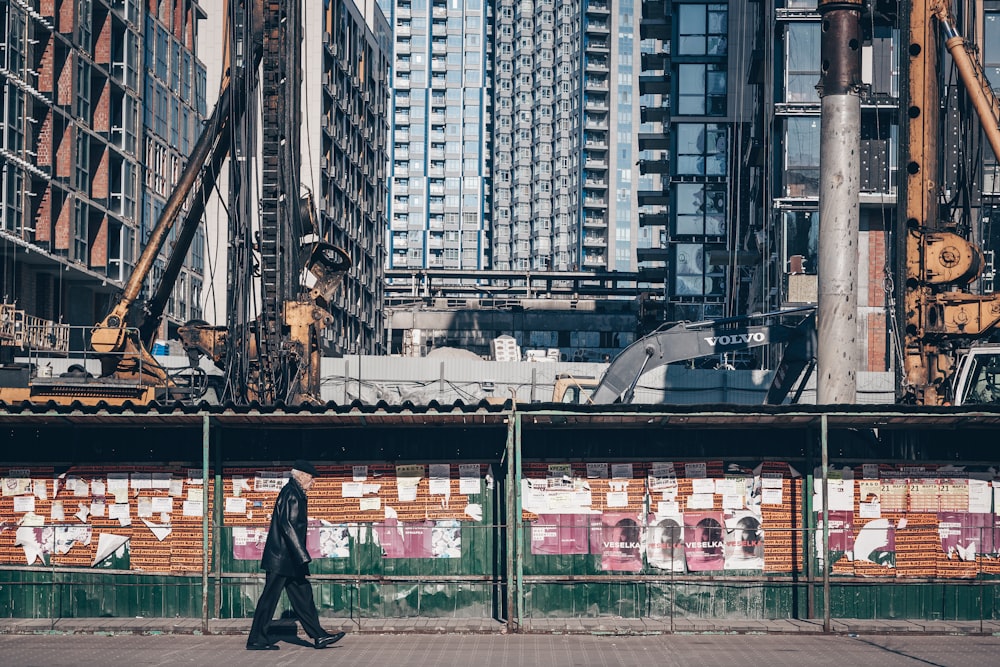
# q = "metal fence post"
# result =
<box><xmin>202</xmin><ymin>414</ymin><xmax>210</xmax><ymax>633</ymax></box>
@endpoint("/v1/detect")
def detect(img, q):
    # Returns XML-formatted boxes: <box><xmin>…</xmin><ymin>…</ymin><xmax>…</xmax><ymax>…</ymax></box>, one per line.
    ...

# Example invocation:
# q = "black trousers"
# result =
<box><xmin>247</xmin><ymin>570</ymin><xmax>325</xmax><ymax>644</ymax></box>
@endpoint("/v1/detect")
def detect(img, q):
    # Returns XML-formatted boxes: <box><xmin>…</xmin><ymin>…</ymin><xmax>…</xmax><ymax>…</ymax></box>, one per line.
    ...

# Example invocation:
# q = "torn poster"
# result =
<box><xmin>723</xmin><ymin>509</ymin><xmax>764</xmax><ymax>570</ymax></box>
<box><xmin>648</xmin><ymin>462</ymin><xmax>677</xmax><ymax>492</ymax></box>
<box><xmin>15</xmin><ymin>526</ymin><xmax>51</xmax><ymax>565</ymax></box>
<box><xmin>55</xmin><ymin>525</ymin><xmax>92</xmax><ymax>554</ymax></box>
<box><xmin>93</xmin><ymin>533</ymin><xmax>130</xmax><ymax>567</ymax></box>
<box><xmin>646</xmin><ymin>513</ymin><xmax>685</xmax><ymax>572</ymax></box>
<box><xmin>316</xmin><ymin>524</ymin><xmax>351</xmax><ymax>558</ymax></box>
<box><xmin>432</xmin><ymin>520</ymin><xmax>462</xmax><ymax>558</ymax></box>
<box><xmin>2</xmin><ymin>473</ymin><xmax>31</xmax><ymax>497</ymax></box>
<box><xmin>141</xmin><ymin>519</ymin><xmax>172</xmax><ymax>542</ymax></box>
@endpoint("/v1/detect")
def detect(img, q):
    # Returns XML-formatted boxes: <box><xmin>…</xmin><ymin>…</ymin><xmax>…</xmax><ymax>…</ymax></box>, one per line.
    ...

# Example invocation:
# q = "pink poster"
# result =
<box><xmin>938</xmin><ymin>512</ymin><xmax>991</xmax><ymax>561</ymax></box>
<box><xmin>683</xmin><ymin>511</ymin><xmax>725</xmax><ymax>571</ymax></box>
<box><xmin>825</xmin><ymin>510</ymin><xmax>856</xmax><ymax>553</ymax></box>
<box><xmin>530</xmin><ymin>514</ymin><xmax>590</xmax><ymax>555</ymax></box>
<box><xmin>232</xmin><ymin>527</ymin><xmax>268</xmax><ymax>560</ymax></box>
<box><xmin>374</xmin><ymin>519</ymin><xmax>434</xmax><ymax>558</ymax></box>
<box><xmin>592</xmin><ymin>512</ymin><xmax>643</xmax><ymax>572</ymax></box>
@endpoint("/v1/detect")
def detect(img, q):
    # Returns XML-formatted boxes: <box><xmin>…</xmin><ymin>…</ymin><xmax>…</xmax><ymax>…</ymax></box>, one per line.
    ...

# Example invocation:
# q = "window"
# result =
<box><xmin>674</xmin><ymin>183</ymin><xmax>726</xmax><ymax>236</ymax></box>
<box><xmin>785</xmin><ymin>23</ymin><xmax>820</xmax><ymax>103</ymax></box>
<box><xmin>677</xmin><ymin>3</ymin><xmax>727</xmax><ymax>56</ymax></box>
<box><xmin>672</xmin><ymin>243</ymin><xmax>725</xmax><ymax>297</ymax></box>
<box><xmin>676</xmin><ymin>63</ymin><xmax>727</xmax><ymax>115</ymax></box>
<box><xmin>784</xmin><ymin>117</ymin><xmax>820</xmax><ymax>197</ymax></box>
<box><xmin>675</xmin><ymin>123</ymin><xmax>727</xmax><ymax>176</ymax></box>
<box><xmin>783</xmin><ymin>211</ymin><xmax>818</xmax><ymax>275</ymax></box>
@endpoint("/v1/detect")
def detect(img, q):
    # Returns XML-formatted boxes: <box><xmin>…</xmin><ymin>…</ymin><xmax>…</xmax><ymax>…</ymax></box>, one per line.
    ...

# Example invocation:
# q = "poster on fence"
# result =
<box><xmin>723</xmin><ymin>509</ymin><xmax>764</xmax><ymax>570</ymax></box>
<box><xmin>937</xmin><ymin>512</ymin><xmax>992</xmax><ymax>561</ymax></box>
<box><xmin>645</xmin><ymin>513</ymin><xmax>685</xmax><ymax>572</ymax></box>
<box><xmin>530</xmin><ymin>514</ymin><xmax>590</xmax><ymax>555</ymax></box>
<box><xmin>683</xmin><ymin>511</ymin><xmax>725</xmax><ymax>571</ymax></box>
<box><xmin>852</xmin><ymin>518</ymin><xmax>895</xmax><ymax>567</ymax></box>
<box><xmin>374</xmin><ymin>519</ymin><xmax>434</xmax><ymax>558</ymax></box>
<box><xmin>593</xmin><ymin>512</ymin><xmax>643</xmax><ymax>572</ymax></box>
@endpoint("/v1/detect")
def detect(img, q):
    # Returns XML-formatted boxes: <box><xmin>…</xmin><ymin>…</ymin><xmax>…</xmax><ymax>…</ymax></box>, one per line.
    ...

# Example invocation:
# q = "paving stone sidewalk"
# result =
<box><xmin>1</xmin><ymin>616</ymin><xmax>997</xmax><ymax>636</ymax></box>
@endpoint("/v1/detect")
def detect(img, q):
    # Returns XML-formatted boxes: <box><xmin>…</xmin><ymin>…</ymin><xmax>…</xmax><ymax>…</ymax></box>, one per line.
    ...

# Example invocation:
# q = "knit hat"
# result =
<box><xmin>292</xmin><ymin>459</ymin><xmax>319</xmax><ymax>477</ymax></box>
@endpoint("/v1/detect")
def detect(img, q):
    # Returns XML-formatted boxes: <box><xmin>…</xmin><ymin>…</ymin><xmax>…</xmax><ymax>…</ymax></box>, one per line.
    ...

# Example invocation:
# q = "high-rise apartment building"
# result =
<box><xmin>383</xmin><ymin>0</ymin><xmax>491</xmax><ymax>274</ymax></box>
<box><xmin>0</xmin><ymin>0</ymin><xmax>206</xmax><ymax>341</ymax></box>
<box><xmin>493</xmin><ymin>0</ymin><xmax>648</xmax><ymax>275</ymax></box>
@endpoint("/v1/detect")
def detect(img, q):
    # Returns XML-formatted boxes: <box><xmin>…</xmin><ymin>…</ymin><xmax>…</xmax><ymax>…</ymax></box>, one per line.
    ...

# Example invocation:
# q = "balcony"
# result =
<box><xmin>583</xmin><ymin>253</ymin><xmax>606</xmax><ymax>267</ymax></box>
<box><xmin>639</xmin><ymin>212</ymin><xmax>669</xmax><ymax>227</ymax></box>
<box><xmin>584</xmin><ymin>75</ymin><xmax>609</xmax><ymax>92</ymax></box>
<box><xmin>637</xmin><ymin>190</ymin><xmax>670</xmax><ymax>206</ymax></box>
<box><xmin>638</xmin><ymin>132</ymin><xmax>670</xmax><ymax>151</ymax></box>
<box><xmin>586</xmin><ymin>38</ymin><xmax>610</xmax><ymax>52</ymax></box>
<box><xmin>586</xmin><ymin>0</ymin><xmax>610</xmax><ymax>15</ymax></box>
<box><xmin>585</xmin><ymin>94</ymin><xmax>609</xmax><ymax>111</ymax></box>
<box><xmin>641</xmin><ymin>105</ymin><xmax>670</xmax><ymax>123</ymax></box>
<box><xmin>638</xmin><ymin>159</ymin><xmax>670</xmax><ymax>175</ymax></box>
<box><xmin>585</xmin><ymin>19</ymin><xmax>610</xmax><ymax>34</ymax></box>
<box><xmin>639</xmin><ymin>75</ymin><xmax>669</xmax><ymax>96</ymax></box>
<box><xmin>583</xmin><ymin>234</ymin><xmax>607</xmax><ymax>248</ymax></box>
<box><xmin>584</xmin><ymin>150</ymin><xmax>608</xmax><ymax>169</ymax></box>
<box><xmin>582</xmin><ymin>212</ymin><xmax>607</xmax><ymax>226</ymax></box>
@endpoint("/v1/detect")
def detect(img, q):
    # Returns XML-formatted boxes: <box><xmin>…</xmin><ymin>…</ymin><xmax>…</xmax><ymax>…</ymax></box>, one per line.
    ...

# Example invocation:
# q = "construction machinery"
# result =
<box><xmin>898</xmin><ymin>0</ymin><xmax>1000</xmax><ymax>404</ymax></box>
<box><xmin>0</xmin><ymin>0</ymin><xmax>349</xmax><ymax>406</ymax></box>
<box><xmin>578</xmin><ymin>309</ymin><xmax>816</xmax><ymax>405</ymax></box>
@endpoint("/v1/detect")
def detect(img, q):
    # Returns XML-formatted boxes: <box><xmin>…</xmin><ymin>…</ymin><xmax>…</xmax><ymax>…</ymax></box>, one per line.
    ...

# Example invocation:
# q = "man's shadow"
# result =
<box><xmin>270</xmin><ymin>611</ymin><xmax>335</xmax><ymax>648</ymax></box>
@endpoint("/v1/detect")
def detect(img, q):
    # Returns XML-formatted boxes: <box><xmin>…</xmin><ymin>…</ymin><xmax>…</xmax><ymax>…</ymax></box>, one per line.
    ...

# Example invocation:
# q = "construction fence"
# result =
<box><xmin>0</xmin><ymin>406</ymin><xmax>999</xmax><ymax>629</ymax></box>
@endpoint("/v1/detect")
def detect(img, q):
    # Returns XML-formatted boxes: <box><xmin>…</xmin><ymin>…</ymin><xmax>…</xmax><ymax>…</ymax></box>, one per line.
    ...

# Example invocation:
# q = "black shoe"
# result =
<box><xmin>314</xmin><ymin>632</ymin><xmax>345</xmax><ymax>649</ymax></box>
<box><xmin>246</xmin><ymin>642</ymin><xmax>280</xmax><ymax>651</ymax></box>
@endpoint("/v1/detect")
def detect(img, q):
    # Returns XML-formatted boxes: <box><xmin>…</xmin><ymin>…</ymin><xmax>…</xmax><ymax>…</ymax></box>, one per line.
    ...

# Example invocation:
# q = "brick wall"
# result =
<box><xmin>57</xmin><ymin>53</ymin><xmax>74</xmax><ymax>107</ymax></box>
<box><xmin>92</xmin><ymin>147</ymin><xmax>109</xmax><ymax>200</ymax></box>
<box><xmin>95</xmin><ymin>16</ymin><xmax>112</xmax><ymax>65</ymax></box>
<box><xmin>58</xmin><ymin>0</ymin><xmax>75</xmax><ymax>34</ymax></box>
<box><xmin>55</xmin><ymin>196</ymin><xmax>71</xmax><ymax>251</ymax></box>
<box><xmin>91</xmin><ymin>216</ymin><xmax>108</xmax><ymax>269</ymax></box>
<box><xmin>93</xmin><ymin>84</ymin><xmax>111</xmax><ymax>133</ymax></box>
<box><xmin>868</xmin><ymin>229</ymin><xmax>887</xmax><ymax>308</ymax></box>
<box><xmin>34</xmin><ymin>186</ymin><xmax>52</xmax><ymax>243</ymax></box>
<box><xmin>867</xmin><ymin>311</ymin><xmax>888</xmax><ymax>371</ymax></box>
<box><xmin>55</xmin><ymin>125</ymin><xmax>73</xmax><ymax>181</ymax></box>
<box><xmin>36</xmin><ymin>111</ymin><xmax>53</xmax><ymax>168</ymax></box>
<box><xmin>39</xmin><ymin>0</ymin><xmax>55</xmax><ymax>17</ymax></box>
<box><xmin>38</xmin><ymin>41</ymin><xmax>55</xmax><ymax>93</ymax></box>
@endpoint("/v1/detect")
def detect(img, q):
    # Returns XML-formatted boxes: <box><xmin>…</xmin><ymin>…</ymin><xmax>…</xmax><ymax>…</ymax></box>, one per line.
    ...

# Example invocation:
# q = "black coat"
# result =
<box><xmin>261</xmin><ymin>476</ymin><xmax>311</xmax><ymax>576</ymax></box>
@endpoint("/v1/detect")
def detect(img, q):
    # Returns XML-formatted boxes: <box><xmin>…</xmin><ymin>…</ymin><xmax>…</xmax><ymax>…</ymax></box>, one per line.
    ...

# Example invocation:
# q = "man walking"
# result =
<box><xmin>246</xmin><ymin>460</ymin><xmax>345</xmax><ymax>651</ymax></box>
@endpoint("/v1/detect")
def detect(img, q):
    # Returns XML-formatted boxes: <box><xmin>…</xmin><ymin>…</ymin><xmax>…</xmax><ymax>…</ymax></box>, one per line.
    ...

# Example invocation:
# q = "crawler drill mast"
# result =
<box><xmin>899</xmin><ymin>0</ymin><xmax>1000</xmax><ymax>404</ymax></box>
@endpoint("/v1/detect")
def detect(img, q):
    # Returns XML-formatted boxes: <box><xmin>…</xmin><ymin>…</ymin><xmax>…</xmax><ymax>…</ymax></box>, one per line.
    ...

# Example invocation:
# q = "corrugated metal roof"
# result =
<box><xmin>1</xmin><ymin>399</ymin><xmax>999</xmax><ymax>429</ymax></box>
